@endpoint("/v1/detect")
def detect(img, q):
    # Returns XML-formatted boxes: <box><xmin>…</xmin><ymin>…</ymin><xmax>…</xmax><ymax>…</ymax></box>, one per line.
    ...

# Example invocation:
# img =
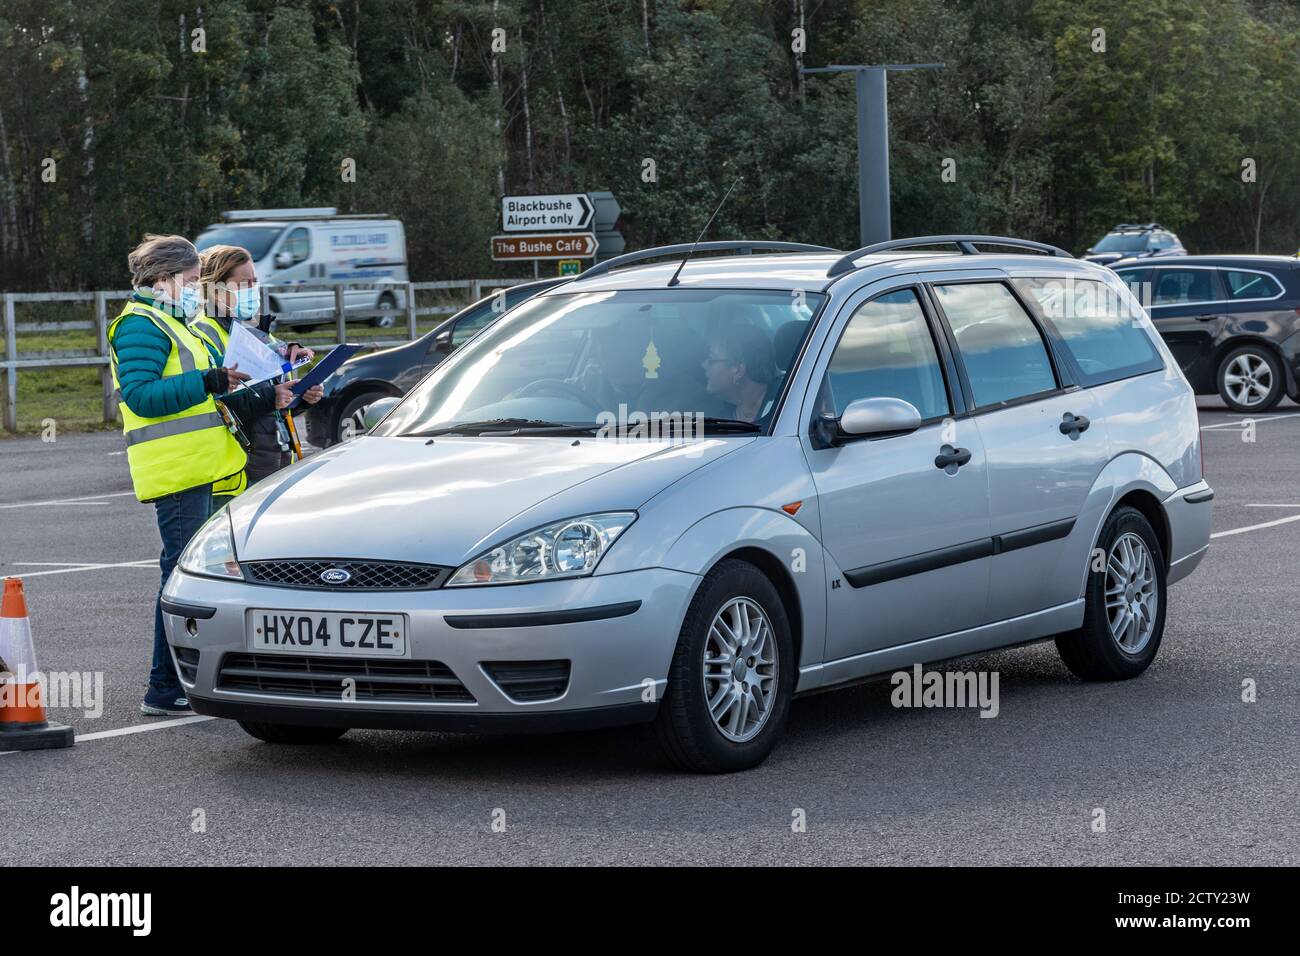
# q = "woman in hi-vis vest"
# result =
<box><xmin>108</xmin><ymin>234</ymin><xmax>278</xmax><ymax>716</ymax></box>
<box><xmin>191</xmin><ymin>244</ymin><xmax>324</xmax><ymax>507</ymax></box>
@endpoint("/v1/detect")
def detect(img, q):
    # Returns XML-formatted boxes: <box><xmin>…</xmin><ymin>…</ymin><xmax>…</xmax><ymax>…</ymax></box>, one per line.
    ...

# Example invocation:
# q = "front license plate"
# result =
<box><xmin>248</xmin><ymin>610</ymin><xmax>409</xmax><ymax>657</ymax></box>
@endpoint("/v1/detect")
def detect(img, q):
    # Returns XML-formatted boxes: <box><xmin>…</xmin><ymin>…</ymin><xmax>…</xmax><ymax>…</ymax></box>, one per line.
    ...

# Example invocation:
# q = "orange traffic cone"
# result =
<box><xmin>0</xmin><ymin>577</ymin><xmax>74</xmax><ymax>750</ymax></box>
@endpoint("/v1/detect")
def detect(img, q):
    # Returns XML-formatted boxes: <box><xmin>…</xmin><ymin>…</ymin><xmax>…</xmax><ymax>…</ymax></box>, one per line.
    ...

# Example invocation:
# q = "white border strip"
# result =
<box><xmin>1</xmin><ymin>715</ymin><xmax>215</xmax><ymax>756</ymax></box>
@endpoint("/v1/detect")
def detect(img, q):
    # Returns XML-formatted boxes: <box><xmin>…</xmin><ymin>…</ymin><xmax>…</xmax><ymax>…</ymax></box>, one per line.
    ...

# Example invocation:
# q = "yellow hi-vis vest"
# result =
<box><xmin>188</xmin><ymin>313</ymin><xmax>247</xmax><ymax>498</ymax></box>
<box><xmin>108</xmin><ymin>300</ymin><xmax>246</xmax><ymax>502</ymax></box>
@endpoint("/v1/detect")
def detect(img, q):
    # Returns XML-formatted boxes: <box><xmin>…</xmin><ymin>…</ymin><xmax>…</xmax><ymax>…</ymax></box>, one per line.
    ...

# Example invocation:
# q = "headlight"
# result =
<box><xmin>446</xmin><ymin>512</ymin><xmax>636</xmax><ymax>586</ymax></box>
<box><xmin>177</xmin><ymin>509</ymin><xmax>244</xmax><ymax>580</ymax></box>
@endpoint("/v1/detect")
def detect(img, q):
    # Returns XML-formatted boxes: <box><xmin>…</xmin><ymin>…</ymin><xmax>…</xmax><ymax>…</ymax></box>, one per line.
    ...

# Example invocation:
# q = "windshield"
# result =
<box><xmin>1092</xmin><ymin>233</ymin><xmax>1148</xmax><ymax>253</ymax></box>
<box><xmin>196</xmin><ymin>225</ymin><xmax>284</xmax><ymax>261</ymax></box>
<box><xmin>375</xmin><ymin>288</ymin><xmax>825</xmax><ymax>438</ymax></box>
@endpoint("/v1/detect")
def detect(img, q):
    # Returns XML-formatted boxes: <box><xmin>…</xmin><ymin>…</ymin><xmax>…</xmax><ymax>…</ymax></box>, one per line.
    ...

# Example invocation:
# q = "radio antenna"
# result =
<box><xmin>667</xmin><ymin>177</ymin><xmax>742</xmax><ymax>287</ymax></box>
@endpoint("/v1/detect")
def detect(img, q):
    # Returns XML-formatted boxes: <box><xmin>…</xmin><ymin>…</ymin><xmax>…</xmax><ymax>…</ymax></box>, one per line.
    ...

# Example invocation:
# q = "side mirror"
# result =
<box><xmin>433</xmin><ymin>328</ymin><xmax>452</xmax><ymax>353</ymax></box>
<box><xmin>273</xmin><ymin>251</ymin><xmax>293</xmax><ymax>270</ymax></box>
<box><xmin>361</xmin><ymin>396</ymin><xmax>401</xmax><ymax>432</ymax></box>
<box><xmin>815</xmin><ymin>396</ymin><xmax>923</xmax><ymax>447</ymax></box>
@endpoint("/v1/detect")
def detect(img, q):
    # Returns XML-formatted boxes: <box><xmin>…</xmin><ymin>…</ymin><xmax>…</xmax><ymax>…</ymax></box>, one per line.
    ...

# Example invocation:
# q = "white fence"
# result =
<box><xmin>0</xmin><ymin>279</ymin><xmax>529</xmax><ymax>433</ymax></box>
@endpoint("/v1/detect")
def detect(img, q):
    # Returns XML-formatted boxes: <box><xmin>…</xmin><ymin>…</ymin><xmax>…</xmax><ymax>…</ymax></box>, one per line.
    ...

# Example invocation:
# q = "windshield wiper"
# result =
<box><xmin>698</xmin><ymin>417</ymin><xmax>762</xmax><ymax>434</ymax></box>
<box><xmin>649</xmin><ymin>416</ymin><xmax>762</xmax><ymax>435</ymax></box>
<box><xmin>407</xmin><ymin>418</ymin><xmax>598</xmax><ymax>437</ymax></box>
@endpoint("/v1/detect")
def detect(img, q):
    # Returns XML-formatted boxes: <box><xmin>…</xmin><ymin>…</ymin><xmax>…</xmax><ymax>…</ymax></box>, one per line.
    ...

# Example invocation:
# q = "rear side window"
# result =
<box><xmin>932</xmin><ymin>282</ymin><xmax>1057</xmax><ymax>407</ymax></box>
<box><xmin>1152</xmin><ymin>268</ymin><xmax>1214</xmax><ymax>305</ymax></box>
<box><xmin>1222</xmin><ymin>269</ymin><xmax>1283</xmax><ymax>301</ymax></box>
<box><xmin>820</xmin><ymin>288</ymin><xmax>950</xmax><ymax>421</ymax></box>
<box><xmin>1014</xmin><ymin>277</ymin><xmax>1164</xmax><ymax>387</ymax></box>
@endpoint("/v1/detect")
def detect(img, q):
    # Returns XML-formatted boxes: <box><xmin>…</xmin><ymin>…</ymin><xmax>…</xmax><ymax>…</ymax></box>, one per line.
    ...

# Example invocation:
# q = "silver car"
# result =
<box><xmin>163</xmin><ymin>236</ymin><xmax>1213</xmax><ymax>773</ymax></box>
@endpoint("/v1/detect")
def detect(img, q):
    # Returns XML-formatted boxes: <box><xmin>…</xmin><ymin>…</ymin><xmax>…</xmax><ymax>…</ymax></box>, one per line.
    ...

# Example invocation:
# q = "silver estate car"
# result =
<box><xmin>163</xmin><ymin>235</ymin><xmax>1213</xmax><ymax>773</ymax></box>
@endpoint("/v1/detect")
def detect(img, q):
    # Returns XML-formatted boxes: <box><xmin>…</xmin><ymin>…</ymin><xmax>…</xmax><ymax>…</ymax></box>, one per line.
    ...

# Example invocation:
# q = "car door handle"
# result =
<box><xmin>1059</xmin><ymin>413</ymin><xmax>1090</xmax><ymax>436</ymax></box>
<box><xmin>934</xmin><ymin>445</ymin><xmax>972</xmax><ymax>469</ymax></box>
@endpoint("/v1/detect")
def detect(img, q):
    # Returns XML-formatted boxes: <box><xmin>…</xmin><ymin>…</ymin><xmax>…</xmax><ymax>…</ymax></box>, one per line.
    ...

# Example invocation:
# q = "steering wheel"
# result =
<box><xmin>509</xmin><ymin>378</ymin><xmax>604</xmax><ymax>412</ymax></box>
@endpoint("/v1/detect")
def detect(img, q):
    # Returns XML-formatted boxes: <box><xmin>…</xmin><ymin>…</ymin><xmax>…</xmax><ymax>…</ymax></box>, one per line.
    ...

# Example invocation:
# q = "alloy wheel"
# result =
<box><xmin>1105</xmin><ymin>532</ymin><xmax>1159</xmax><ymax>654</ymax></box>
<box><xmin>1223</xmin><ymin>352</ymin><xmax>1273</xmax><ymax>408</ymax></box>
<box><xmin>702</xmin><ymin>597</ymin><xmax>778</xmax><ymax>743</ymax></box>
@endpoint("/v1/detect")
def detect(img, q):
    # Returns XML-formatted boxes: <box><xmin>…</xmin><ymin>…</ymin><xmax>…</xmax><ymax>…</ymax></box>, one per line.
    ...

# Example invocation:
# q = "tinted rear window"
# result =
<box><xmin>1014</xmin><ymin>277</ymin><xmax>1164</xmax><ymax>387</ymax></box>
<box><xmin>1222</xmin><ymin>269</ymin><xmax>1283</xmax><ymax>300</ymax></box>
<box><xmin>1152</xmin><ymin>268</ymin><xmax>1215</xmax><ymax>305</ymax></box>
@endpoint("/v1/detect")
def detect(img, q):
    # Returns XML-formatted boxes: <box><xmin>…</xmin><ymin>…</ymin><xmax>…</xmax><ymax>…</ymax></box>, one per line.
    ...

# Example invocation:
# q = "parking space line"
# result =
<box><xmin>0</xmin><ymin>715</ymin><xmax>217</xmax><ymax>756</ymax></box>
<box><xmin>1244</xmin><ymin>503</ymin><xmax>1300</xmax><ymax>508</ymax></box>
<box><xmin>1211</xmin><ymin>513</ymin><xmax>1300</xmax><ymax>539</ymax></box>
<box><xmin>0</xmin><ymin>491</ymin><xmax>135</xmax><ymax>509</ymax></box>
<box><xmin>1201</xmin><ymin>413</ymin><xmax>1300</xmax><ymax>430</ymax></box>
<box><xmin>2</xmin><ymin>560</ymin><xmax>156</xmax><ymax>578</ymax></box>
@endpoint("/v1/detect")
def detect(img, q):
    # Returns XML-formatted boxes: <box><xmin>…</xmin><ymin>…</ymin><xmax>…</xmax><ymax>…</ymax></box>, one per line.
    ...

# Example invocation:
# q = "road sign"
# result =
<box><xmin>501</xmin><ymin>194</ymin><xmax>593</xmax><ymax>232</ymax></box>
<box><xmin>557</xmin><ymin>259</ymin><xmax>582</xmax><ymax>276</ymax></box>
<box><xmin>491</xmin><ymin>233</ymin><xmax>597</xmax><ymax>261</ymax></box>
<box><xmin>586</xmin><ymin>190</ymin><xmax>624</xmax><ymax>261</ymax></box>
<box><xmin>587</xmin><ymin>191</ymin><xmax>620</xmax><ymax>231</ymax></box>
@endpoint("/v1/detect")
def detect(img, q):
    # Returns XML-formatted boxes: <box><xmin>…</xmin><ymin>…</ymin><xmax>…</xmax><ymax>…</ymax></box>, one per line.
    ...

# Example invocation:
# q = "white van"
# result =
<box><xmin>195</xmin><ymin>208</ymin><xmax>409</xmax><ymax>328</ymax></box>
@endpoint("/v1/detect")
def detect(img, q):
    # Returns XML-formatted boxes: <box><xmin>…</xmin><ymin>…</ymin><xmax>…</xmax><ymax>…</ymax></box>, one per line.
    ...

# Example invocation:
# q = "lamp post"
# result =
<box><xmin>801</xmin><ymin>63</ymin><xmax>944</xmax><ymax>246</ymax></box>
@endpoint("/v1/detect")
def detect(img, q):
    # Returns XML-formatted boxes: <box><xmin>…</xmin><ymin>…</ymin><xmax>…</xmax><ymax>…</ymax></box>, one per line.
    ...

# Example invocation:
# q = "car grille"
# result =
<box><xmin>217</xmin><ymin>653</ymin><xmax>475</xmax><ymax>703</ymax></box>
<box><xmin>175</xmin><ymin>647</ymin><xmax>200</xmax><ymax>684</ymax></box>
<box><xmin>481</xmin><ymin>660</ymin><xmax>571</xmax><ymax>702</ymax></box>
<box><xmin>241</xmin><ymin>559</ymin><xmax>449</xmax><ymax>591</ymax></box>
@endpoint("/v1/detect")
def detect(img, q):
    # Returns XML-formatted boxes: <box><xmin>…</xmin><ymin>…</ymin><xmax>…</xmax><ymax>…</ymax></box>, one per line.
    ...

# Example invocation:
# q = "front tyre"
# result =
<box><xmin>336</xmin><ymin>390</ymin><xmax>389</xmax><ymax>444</ymax></box>
<box><xmin>653</xmin><ymin>560</ymin><xmax>794</xmax><ymax>773</ymax></box>
<box><xmin>238</xmin><ymin>721</ymin><xmax>348</xmax><ymax>744</ymax></box>
<box><xmin>1055</xmin><ymin>506</ymin><xmax>1166</xmax><ymax>681</ymax></box>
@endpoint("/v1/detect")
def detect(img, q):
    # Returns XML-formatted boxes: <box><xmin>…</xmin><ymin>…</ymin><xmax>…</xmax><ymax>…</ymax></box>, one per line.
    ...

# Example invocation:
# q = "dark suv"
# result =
<box><xmin>304</xmin><ymin>278</ymin><xmax>566</xmax><ymax>446</ymax></box>
<box><xmin>1084</xmin><ymin>223</ymin><xmax>1186</xmax><ymax>267</ymax></box>
<box><xmin>1114</xmin><ymin>255</ymin><xmax>1300</xmax><ymax>411</ymax></box>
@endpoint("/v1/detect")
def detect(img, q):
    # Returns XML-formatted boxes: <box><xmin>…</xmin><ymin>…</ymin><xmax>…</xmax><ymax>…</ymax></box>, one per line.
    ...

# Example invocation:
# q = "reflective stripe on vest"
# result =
<box><xmin>191</xmin><ymin>313</ymin><xmax>248</xmax><ymax>498</ymax></box>
<box><xmin>189</xmin><ymin>315</ymin><xmax>230</xmax><ymax>355</ymax></box>
<box><xmin>123</xmin><ymin>410</ymin><xmax>227</xmax><ymax>447</ymax></box>
<box><xmin>108</xmin><ymin>300</ymin><xmax>246</xmax><ymax>502</ymax></box>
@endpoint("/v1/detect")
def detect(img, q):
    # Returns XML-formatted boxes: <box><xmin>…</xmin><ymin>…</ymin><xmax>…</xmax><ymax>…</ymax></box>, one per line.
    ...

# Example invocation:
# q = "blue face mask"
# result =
<box><xmin>233</xmin><ymin>286</ymin><xmax>261</xmax><ymax>322</ymax></box>
<box><xmin>148</xmin><ymin>282</ymin><xmax>202</xmax><ymax>320</ymax></box>
<box><xmin>178</xmin><ymin>285</ymin><xmax>202</xmax><ymax>320</ymax></box>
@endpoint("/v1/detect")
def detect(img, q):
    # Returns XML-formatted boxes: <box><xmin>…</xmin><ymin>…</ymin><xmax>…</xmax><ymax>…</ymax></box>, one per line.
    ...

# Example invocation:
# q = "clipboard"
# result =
<box><xmin>289</xmin><ymin>344</ymin><xmax>363</xmax><ymax>408</ymax></box>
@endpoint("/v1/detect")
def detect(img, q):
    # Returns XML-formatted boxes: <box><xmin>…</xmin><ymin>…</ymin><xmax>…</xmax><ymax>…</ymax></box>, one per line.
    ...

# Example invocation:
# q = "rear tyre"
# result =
<box><xmin>1055</xmin><ymin>506</ymin><xmax>1166</xmax><ymax>681</ymax></box>
<box><xmin>370</xmin><ymin>293</ymin><xmax>398</xmax><ymax>329</ymax></box>
<box><xmin>336</xmin><ymin>389</ymin><xmax>389</xmax><ymax>444</ymax></box>
<box><xmin>1217</xmin><ymin>344</ymin><xmax>1283</xmax><ymax>412</ymax></box>
<box><xmin>653</xmin><ymin>559</ymin><xmax>794</xmax><ymax>773</ymax></box>
<box><xmin>238</xmin><ymin>721</ymin><xmax>348</xmax><ymax>744</ymax></box>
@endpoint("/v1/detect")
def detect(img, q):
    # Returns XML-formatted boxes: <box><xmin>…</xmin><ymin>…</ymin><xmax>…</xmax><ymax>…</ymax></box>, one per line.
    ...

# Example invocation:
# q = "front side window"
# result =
<box><xmin>375</xmin><ymin>288</ymin><xmax>824</xmax><ymax>437</ymax></box>
<box><xmin>282</xmin><ymin>227</ymin><xmax>310</xmax><ymax>265</ymax></box>
<box><xmin>1152</xmin><ymin>268</ymin><xmax>1214</xmax><ymax>305</ymax></box>
<box><xmin>1222</xmin><ymin>269</ymin><xmax>1283</xmax><ymax>301</ymax></box>
<box><xmin>451</xmin><ymin>306</ymin><xmax>494</xmax><ymax>347</ymax></box>
<box><xmin>933</xmin><ymin>282</ymin><xmax>1057</xmax><ymax>407</ymax></box>
<box><xmin>819</xmin><ymin>288</ymin><xmax>949</xmax><ymax>420</ymax></box>
<box><xmin>1014</xmin><ymin>277</ymin><xmax>1163</xmax><ymax>386</ymax></box>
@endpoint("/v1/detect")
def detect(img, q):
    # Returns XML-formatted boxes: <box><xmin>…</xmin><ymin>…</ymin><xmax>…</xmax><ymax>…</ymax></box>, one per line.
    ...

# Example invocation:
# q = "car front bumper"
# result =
<box><xmin>162</xmin><ymin>566</ymin><xmax>699</xmax><ymax>731</ymax></box>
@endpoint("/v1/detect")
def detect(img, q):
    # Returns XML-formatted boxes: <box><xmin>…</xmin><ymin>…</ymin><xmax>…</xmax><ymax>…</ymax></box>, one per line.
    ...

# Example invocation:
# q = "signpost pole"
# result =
<box><xmin>802</xmin><ymin>63</ymin><xmax>944</xmax><ymax>246</ymax></box>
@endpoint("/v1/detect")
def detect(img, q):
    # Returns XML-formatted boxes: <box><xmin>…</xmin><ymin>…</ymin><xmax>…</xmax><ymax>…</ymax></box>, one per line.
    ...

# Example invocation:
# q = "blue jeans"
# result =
<box><xmin>148</xmin><ymin>484</ymin><xmax>213</xmax><ymax>699</ymax></box>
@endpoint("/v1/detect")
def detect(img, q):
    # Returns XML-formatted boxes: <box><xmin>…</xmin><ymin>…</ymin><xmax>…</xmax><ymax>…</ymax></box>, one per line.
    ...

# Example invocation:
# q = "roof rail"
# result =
<box><xmin>1114</xmin><ymin>222</ymin><xmax>1163</xmax><ymax>232</ymax></box>
<box><xmin>579</xmin><ymin>240</ymin><xmax>838</xmax><ymax>281</ymax></box>
<box><xmin>827</xmin><ymin>235</ymin><xmax>1073</xmax><ymax>278</ymax></box>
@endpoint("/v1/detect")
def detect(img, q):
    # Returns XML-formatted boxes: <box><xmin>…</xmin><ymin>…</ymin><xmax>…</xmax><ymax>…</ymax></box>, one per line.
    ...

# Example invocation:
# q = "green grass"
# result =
<box><xmin>0</xmin><ymin>293</ymin><xmax>472</xmax><ymax>437</ymax></box>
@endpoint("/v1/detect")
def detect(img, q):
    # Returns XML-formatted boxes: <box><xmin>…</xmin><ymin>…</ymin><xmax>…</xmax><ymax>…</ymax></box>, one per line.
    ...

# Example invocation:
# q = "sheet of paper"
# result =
<box><xmin>223</xmin><ymin>319</ymin><xmax>292</xmax><ymax>384</ymax></box>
